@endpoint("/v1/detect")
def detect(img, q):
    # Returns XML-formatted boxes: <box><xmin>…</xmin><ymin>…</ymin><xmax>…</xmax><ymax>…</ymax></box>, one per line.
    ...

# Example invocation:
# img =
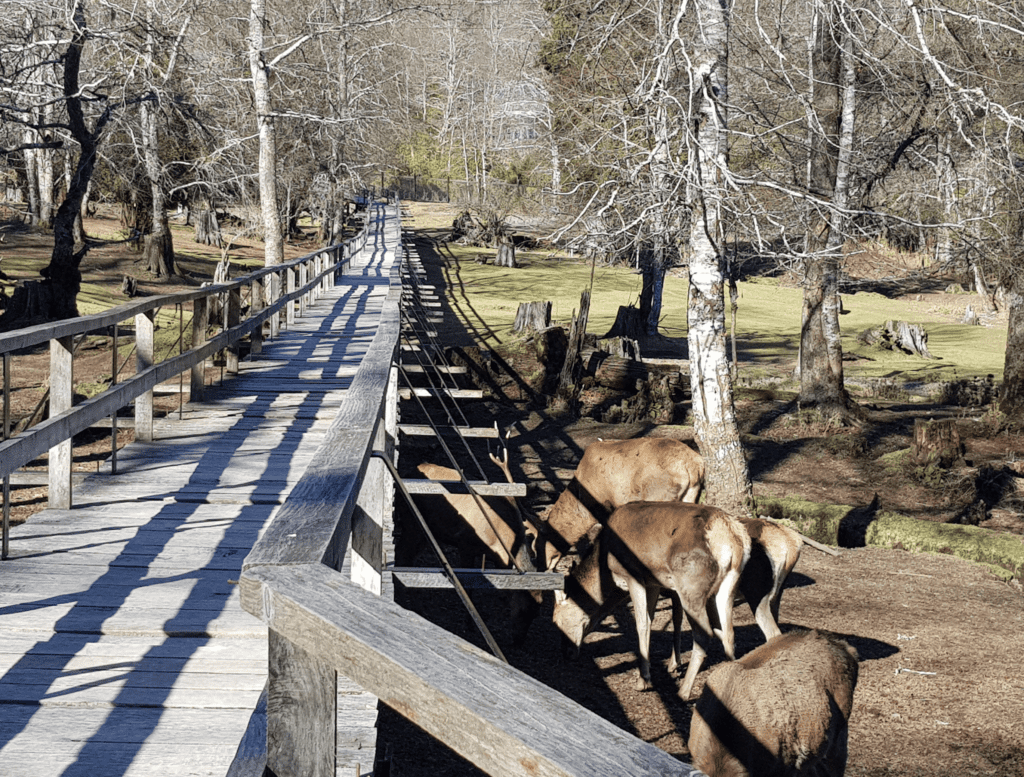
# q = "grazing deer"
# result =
<box><xmin>688</xmin><ymin>629</ymin><xmax>859</xmax><ymax>777</ymax></box>
<box><xmin>537</xmin><ymin>437</ymin><xmax>704</xmax><ymax>571</ymax></box>
<box><xmin>552</xmin><ymin>501</ymin><xmax>750</xmax><ymax>700</ymax></box>
<box><xmin>733</xmin><ymin>516</ymin><xmax>803</xmax><ymax>642</ymax></box>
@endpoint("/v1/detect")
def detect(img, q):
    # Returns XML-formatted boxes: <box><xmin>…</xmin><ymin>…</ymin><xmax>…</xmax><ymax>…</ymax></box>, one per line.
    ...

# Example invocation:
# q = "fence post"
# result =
<box><xmin>48</xmin><ymin>335</ymin><xmax>74</xmax><ymax>510</ymax></box>
<box><xmin>251</xmin><ymin>276</ymin><xmax>265</xmax><ymax>355</ymax></box>
<box><xmin>298</xmin><ymin>262</ymin><xmax>307</xmax><ymax>318</ymax></box>
<box><xmin>135</xmin><ymin>310</ymin><xmax>155</xmax><ymax>441</ymax></box>
<box><xmin>269</xmin><ymin>273</ymin><xmax>281</xmax><ymax>340</ymax></box>
<box><xmin>191</xmin><ymin>296</ymin><xmax>209</xmax><ymax>401</ymax></box>
<box><xmin>226</xmin><ymin>286</ymin><xmax>241</xmax><ymax>375</ymax></box>
<box><xmin>286</xmin><ymin>267</ymin><xmax>296</xmax><ymax>327</ymax></box>
<box><xmin>267</xmin><ymin>629</ymin><xmax>336</xmax><ymax>777</ymax></box>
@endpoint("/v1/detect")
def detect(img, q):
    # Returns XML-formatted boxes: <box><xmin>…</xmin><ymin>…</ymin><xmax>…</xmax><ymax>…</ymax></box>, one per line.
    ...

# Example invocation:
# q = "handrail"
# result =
<box><xmin>1</xmin><ymin>218</ymin><xmax>371</xmax><ymax>534</ymax></box>
<box><xmin>237</xmin><ymin>203</ymin><xmax>701</xmax><ymax>777</ymax></box>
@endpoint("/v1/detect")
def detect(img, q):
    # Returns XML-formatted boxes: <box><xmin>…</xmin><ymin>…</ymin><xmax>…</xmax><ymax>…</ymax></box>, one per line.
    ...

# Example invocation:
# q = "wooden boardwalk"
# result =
<box><xmin>0</xmin><ymin>204</ymin><xmax>401</xmax><ymax>776</ymax></box>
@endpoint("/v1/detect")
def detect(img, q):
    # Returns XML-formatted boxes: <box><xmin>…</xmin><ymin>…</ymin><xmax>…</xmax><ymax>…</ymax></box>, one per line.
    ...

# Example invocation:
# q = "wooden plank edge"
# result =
<box><xmin>239</xmin><ymin>563</ymin><xmax>701</xmax><ymax>777</ymax></box>
<box><xmin>401</xmin><ymin>479</ymin><xmax>526</xmax><ymax>497</ymax></box>
<box><xmin>390</xmin><ymin>568</ymin><xmax>564</xmax><ymax>591</ymax></box>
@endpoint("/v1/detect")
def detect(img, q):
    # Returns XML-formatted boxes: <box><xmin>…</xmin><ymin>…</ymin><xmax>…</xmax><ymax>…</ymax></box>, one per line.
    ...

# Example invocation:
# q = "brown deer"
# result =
<box><xmin>552</xmin><ymin>501</ymin><xmax>750</xmax><ymax>700</ymax></box>
<box><xmin>688</xmin><ymin>628</ymin><xmax>859</xmax><ymax>777</ymax></box>
<box><xmin>536</xmin><ymin>436</ymin><xmax>803</xmax><ymax>643</ymax></box>
<box><xmin>733</xmin><ymin>516</ymin><xmax>803</xmax><ymax>642</ymax></box>
<box><xmin>537</xmin><ymin>437</ymin><xmax>704</xmax><ymax>571</ymax></box>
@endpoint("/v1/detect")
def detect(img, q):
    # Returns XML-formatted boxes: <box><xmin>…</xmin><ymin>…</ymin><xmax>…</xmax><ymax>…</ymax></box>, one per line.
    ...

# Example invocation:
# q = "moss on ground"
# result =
<box><xmin>756</xmin><ymin>494</ymin><xmax>1024</xmax><ymax>583</ymax></box>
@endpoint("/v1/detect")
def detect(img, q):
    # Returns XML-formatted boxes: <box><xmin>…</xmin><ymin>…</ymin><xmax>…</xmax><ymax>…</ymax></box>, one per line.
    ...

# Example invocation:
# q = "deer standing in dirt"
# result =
<box><xmin>552</xmin><ymin>501</ymin><xmax>751</xmax><ymax>700</ymax></box>
<box><xmin>688</xmin><ymin>628</ymin><xmax>859</xmax><ymax>776</ymax></box>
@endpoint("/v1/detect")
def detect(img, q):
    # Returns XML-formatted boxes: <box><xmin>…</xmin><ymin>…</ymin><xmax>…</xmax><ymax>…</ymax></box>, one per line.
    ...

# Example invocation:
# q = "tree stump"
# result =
<box><xmin>121</xmin><ymin>276</ymin><xmax>138</xmax><ymax>297</ymax></box>
<box><xmin>858</xmin><ymin>320</ymin><xmax>934</xmax><ymax>359</ymax></box>
<box><xmin>513</xmin><ymin>301</ymin><xmax>551</xmax><ymax>332</ymax></box>
<box><xmin>603</xmin><ymin>305</ymin><xmax>647</xmax><ymax>340</ymax></box>
<box><xmin>558</xmin><ymin>290</ymin><xmax>591</xmax><ymax>397</ymax></box>
<box><xmin>495</xmin><ymin>242</ymin><xmax>517</xmax><ymax>268</ymax></box>
<box><xmin>194</xmin><ymin>209</ymin><xmax>223</xmax><ymax>247</ymax></box>
<box><xmin>912</xmin><ymin>418</ymin><xmax>963</xmax><ymax>468</ymax></box>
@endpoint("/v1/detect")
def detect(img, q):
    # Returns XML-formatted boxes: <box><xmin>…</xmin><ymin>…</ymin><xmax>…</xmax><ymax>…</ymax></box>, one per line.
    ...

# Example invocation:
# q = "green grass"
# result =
<box><xmin>446</xmin><ymin>254</ymin><xmax>1007</xmax><ymax>381</ymax></box>
<box><xmin>758</xmin><ymin>495</ymin><xmax>1024</xmax><ymax>582</ymax></box>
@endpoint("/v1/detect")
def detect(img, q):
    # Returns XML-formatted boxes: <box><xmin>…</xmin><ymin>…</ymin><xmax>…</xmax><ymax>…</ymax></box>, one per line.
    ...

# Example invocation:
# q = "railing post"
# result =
<box><xmin>251</xmin><ymin>276</ymin><xmax>265</xmax><ymax>355</ymax></box>
<box><xmin>191</xmin><ymin>296</ymin><xmax>209</xmax><ymax>401</ymax></box>
<box><xmin>298</xmin><ymin>261</ymin><xmax>307</xmax><ymax>318</ymax></box>
<box><xmin>286</xmin><ymin>266</ymin><xmax>296</xmax><ymax>327</ymax></box>
<box><xmin>269</xmin><ymin>272</ymin><xmax>281</xmax><ymax>340</ymax></box>
<box><xmin>48</xmin><ymin>335</ymin><xmax>73</xmax><ymax>509</ymax></box>
<box><xmin>3</xmin><ymin>352</ymin><xmax>11</xmax><ymax>559</ymax></box>
<box><xmin>135</xmin><ymin>310</ymin><xmax>155</xmax><ymax>441</ymax></box>
<box><xmin>267</xmin><ymin>629</ymin><xmax>336</xmax><ymax>777</ymax></box>
<box><xmin>226</xmin><ymin>286</ymin><xmax>241</xmax><ymax>375</ymax></box>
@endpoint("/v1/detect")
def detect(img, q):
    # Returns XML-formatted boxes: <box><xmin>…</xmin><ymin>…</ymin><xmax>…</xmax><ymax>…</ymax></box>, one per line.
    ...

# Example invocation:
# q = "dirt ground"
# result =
<box><xmin>4</xmin><ymin>210</ymin><xmax>1024</xmax><ymax>776</ymax></box>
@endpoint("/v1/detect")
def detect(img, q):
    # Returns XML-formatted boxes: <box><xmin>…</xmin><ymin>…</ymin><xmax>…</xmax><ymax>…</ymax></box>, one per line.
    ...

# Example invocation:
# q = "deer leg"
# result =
<box><xmin>667</xmin><ymin>592</ymin><xmax>684</xmax><ymax>674</ymax></box>
<box><xmin>677</xmin><ymin>606</ymin><xmax>714</xmax><ymax>701</ymax></box>
<box><xmin>713</xmin><ymin>566</ymin><xmax>742</xmax><ymax>660</ymax></box>
<box><xmin>627</xmin><ymin>580</ymin><xmax>656</xmax><ymax>691</ymax></box>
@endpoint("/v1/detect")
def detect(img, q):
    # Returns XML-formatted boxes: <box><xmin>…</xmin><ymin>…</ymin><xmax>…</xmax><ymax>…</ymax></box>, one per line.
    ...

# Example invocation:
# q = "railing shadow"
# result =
<box><xmin>0</xmin><ymin>223</ymin><xmax>391</xmax><ymax>775</ymax></box>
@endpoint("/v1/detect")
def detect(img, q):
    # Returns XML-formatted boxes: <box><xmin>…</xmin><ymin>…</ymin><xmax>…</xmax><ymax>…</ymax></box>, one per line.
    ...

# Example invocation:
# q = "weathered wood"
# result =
<box><xmin>268</xmin><ymin>630</ymin><xmax>336</xmax><ymax>777</ymax></box>
<box><xmin>191</xmin><ymin>296</ymin><xmax>209</xmax><ymax>401</ymax></box>
<box><xmin>401</xmin><ymin>479</ymin><xmax>526</xmax><ymax>497</ymax></box>
<box><xmin>0</xmin><ymin>212</ymin><xmax>383</xmax><ymax>777</ymax></box>
<box><xmin>912</xmin><ymin>418</ymin><xmax>963</xmax><ymax>467</ymax></box>
<box><xmin>513</xmin><ymin>301</ymin><xmax>551</xmax><ymax>333</ymax></box>
<box><xmin>398</xmin><ymin>387</ymin><xmax>483</xmax><ymax>400</ymax></box>
<box><xmin>240</xmin><ymin>563</ymin><xmax>700</xmax><ymax>777</ymax></box>
<box><xmin>558</xmin><ymin>290</ymin><xmax>591</xmax><ymax>395</ymax></box>
<box><xmin>398</xmin><ymin>423</ymin><xmax>498</xmax><ymax>438</ymax></box>
<box><xmin>391</xmin><ymin>568</ymin><xmax>564</xmax><ymax>590</ymax></box>
<box><xmin>48</xmin><ymin>335</ymin><xmax>73</xmax><ymax>509</ymax></box>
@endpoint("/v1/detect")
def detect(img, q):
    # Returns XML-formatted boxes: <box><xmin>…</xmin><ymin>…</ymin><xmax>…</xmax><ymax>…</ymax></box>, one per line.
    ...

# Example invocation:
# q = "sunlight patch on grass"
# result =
<box><xmin>445</xmin><ymin>252</ymin><xmax>1007</xmax><ymax>380</ymax></box>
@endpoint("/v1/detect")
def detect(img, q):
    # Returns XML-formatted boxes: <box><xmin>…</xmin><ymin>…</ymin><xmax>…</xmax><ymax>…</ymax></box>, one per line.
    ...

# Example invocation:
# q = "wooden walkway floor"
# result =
<box><xmin>0</xmin><ymin>204</ymin><xmax>401</xmax><ymax>776</ymax></box>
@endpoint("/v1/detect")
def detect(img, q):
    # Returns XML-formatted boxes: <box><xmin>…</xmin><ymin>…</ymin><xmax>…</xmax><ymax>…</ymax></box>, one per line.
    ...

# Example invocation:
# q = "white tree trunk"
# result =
<box><xmin>687</xmin><ymin>0</ymin><xmax>752</xmax><ymax>515</ymax></box>
<box><xmin>249</xmin><ymin>0</ymin><xmax>283</xmax><ymax>272</ymax></box>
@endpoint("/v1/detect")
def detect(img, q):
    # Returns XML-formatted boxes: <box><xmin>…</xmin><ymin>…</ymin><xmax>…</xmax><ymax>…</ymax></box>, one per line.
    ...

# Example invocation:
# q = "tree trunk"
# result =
<box><xmin>3</xmin><ymin>1</ymin><xmax>104</xmax><ymax>326</ymax></box>
<box><xmin>799</xmin><ymin>0</ymin><xmax>858</xmax><ymax>422</ymax></box>
<box><xmin>687</xmin><ymin>0</ymin><xmax>753</xmax><ymax>516</ymax></box>
<box><xmin>513</xmin><ymin>301</ymin><xmax>551</xmax><ymax>332</ymax></box>
<box><xmin>141</xmin><ymin>63</ymin><xmax>177</xmax><ymax>279</ymax></box>
<box><xmin>250</xmin><ymin>0</ymin><xmax>284</xmax><ymax>275</ymax></box>
<box><xmin>999</xmin><ymin>277</ymin><xmax>1024</xmax><ymax>419</ymax></box>
<box><xmin>557</xmin><ymin>290</ymin><xmax>591</xmax><ymax>399</ymax></box>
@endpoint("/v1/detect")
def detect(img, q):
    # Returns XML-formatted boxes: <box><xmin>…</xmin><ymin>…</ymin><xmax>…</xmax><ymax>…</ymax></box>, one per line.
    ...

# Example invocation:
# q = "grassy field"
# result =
<box><xmin>411</xmin><ymin>200</ymin><xmax>1008</xmax><ymax>385</ymax></box>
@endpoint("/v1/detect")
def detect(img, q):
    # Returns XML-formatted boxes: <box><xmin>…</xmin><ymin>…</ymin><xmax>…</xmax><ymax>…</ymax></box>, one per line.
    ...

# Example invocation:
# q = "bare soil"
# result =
<box><xmin>4</xmin><ymin>209</ymin><xmax>1023</xmax><ymax>776</ymax></box>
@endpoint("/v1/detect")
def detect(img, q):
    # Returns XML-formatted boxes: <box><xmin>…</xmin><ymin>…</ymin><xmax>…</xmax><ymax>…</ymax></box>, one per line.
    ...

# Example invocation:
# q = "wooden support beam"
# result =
<box><xmin>398</xmin><ymin>365</ymin><xmax>468</xmax><ymax>375</ymax></box>
<box><xmin>391</xmin><ymin>568</ymin><xmax>563</xmax><ymax>591</ymax></box>
<box><xmin>402</xmin><ymin>479</ymin><xmax>525</xmax><ymax>497</ymax></box>
<box><xmin>191</xmin><ymin>296</ymin><xmax>209</xmax><ymax>401</ymax></box>
<box><xmin>398</xmin><ymin>388</ymin><xmax>483</xmax><ymax>400</ymax></box>
<box><xmin>240</xmin><ymin>564</ymin><xmax>700</xmax><ymax>777</ymax></box>
<box><xmin>398</xmin><ymin>424</ymin><xmax>497</xmax><ymax>438</ymax></box>
<box><xmin>135</xmin><ymin>310</ymin><xmax>155</xmax><ymax>441</ymax></box>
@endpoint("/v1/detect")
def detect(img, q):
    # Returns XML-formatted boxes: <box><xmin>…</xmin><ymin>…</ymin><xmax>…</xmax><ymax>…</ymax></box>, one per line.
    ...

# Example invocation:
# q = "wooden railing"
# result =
<box><xmin>237</xmin><ymin>226</ymin><xmax>702</xmax><ymax>776</ymax></box>
<box><xmin>0</xmin><ymin>221</ymin><xmax>369</xmax><ymax>557</ymax></box>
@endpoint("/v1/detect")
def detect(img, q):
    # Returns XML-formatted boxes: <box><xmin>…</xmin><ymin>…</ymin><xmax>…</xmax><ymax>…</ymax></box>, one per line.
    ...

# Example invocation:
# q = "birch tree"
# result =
<box><xmin>686</xmin><ymin>0</ymin><xmax>754</xmax><ymax>514</ymax></box>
